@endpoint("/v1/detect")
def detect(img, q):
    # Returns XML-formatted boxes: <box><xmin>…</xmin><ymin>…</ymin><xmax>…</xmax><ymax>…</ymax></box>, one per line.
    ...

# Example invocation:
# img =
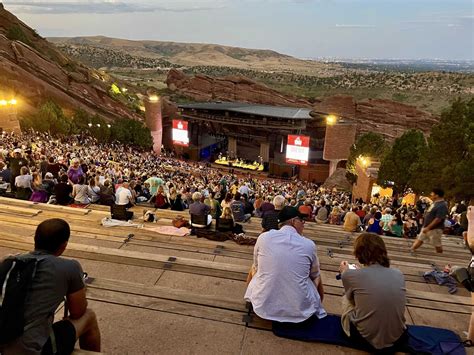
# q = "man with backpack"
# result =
<box><xmin>1</xmin><ymin>218</ymin><xmax>101</xmax><ymax>354</ymax></box>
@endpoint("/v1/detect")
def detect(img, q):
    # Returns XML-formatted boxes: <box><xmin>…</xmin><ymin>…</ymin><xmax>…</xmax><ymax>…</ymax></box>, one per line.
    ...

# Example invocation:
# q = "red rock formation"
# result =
<box><xmin>314</xmin><ymin>96</ymin><xmax>438</xmax><ymax>141</ymax></box>
<box><xmin>0</xmin><ymin>6</ymin><xmax>142</xmax><ymax>130</ymax></box>
<box><xmin>313</xmin><ymin>95</ymin><xmax>356</xmax><ymax>119</ymax></box>
<box><xmin>355</xmin><ymin>98</ymin><xmax>438</xmax><ymax>139</ymax></box>
<box><xmin>322</xmin><ymin>167</ymin><xmax>352</xmax><ymax>191</ymax></box>
<box><xmin>166</xmin><ymin>69</ymin><xmax>313</xmax><ymax>108</ymax></box>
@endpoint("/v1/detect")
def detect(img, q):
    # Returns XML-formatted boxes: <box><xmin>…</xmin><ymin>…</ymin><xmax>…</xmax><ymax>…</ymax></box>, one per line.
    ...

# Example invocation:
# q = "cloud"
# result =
<box><xmin>2</xmin><ymin>1</ymin><xmax>227</xmax><ymax>14</ymax></box>
<box><xmin>335</xmin><ymin>24</ymin><xmax>376</xmax><ymax>28</ymax></box>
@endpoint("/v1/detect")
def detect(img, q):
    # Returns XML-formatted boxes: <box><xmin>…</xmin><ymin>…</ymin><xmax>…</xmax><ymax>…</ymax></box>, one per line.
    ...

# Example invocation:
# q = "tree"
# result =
<box><xmin>6</xmin><ymin>25</ymin><xmax>32</xmax><ymax>47</ymax></box>
<box><xmin>409</xmin><ymin>98</ymin><xmax>474</xmax><ymax>200</ymax></box>
<box><xmin>346</xmin><ymin>132</ymin><xmax>389</xmax><ymax>183</ymax></box>
<box><xmin>21</xmin><ymin>100</ymin><xmax>72</xmax><ymax>135</ymax></box>
<box><xmin>377</xmin><ymin>129</ymin><xmax>427</xmax><ymax>193</ymax></box>
<box><xmin>110</xmin><ymin>118</ymin><xmax>152</xmax><ymax>148</ymax></box>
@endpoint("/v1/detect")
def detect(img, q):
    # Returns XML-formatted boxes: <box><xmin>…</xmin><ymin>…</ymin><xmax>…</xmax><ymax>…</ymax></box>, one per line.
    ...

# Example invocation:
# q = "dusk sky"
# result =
<box><xmin>3</xmin><ymin>0</ymin><xmax>473</xmax><ymax>60</ymax></box>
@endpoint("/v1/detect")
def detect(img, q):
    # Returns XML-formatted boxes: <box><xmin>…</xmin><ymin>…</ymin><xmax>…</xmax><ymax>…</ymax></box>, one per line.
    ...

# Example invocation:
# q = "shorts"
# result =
<box><xmin>417</xmin><ymin>228</ymin><xmax>443</xmax><ymax>247</ymax></box>
<box><xmin>42</xmin><ymin>320</ymin><xmax>76</xmax><ymax>355</ymax></box>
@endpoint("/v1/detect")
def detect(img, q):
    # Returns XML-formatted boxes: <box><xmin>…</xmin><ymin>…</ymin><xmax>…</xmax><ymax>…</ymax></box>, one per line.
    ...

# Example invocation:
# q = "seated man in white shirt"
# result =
<box><xmin>244</xmin><ymin>206</ymin><xmax>326</xmax><ymax>323</ymax></box>
<box><xmin>115</xmin><ymin>181</ymin><xmax>134</xmax><ymax>208</ymax></box>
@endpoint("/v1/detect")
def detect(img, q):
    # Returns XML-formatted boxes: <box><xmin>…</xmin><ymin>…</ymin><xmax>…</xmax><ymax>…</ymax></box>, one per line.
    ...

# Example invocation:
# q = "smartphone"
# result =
<box><xmin>348</xmin><ymin>264</ymin><xmax>357</xmax><ymax>270</ymax></box>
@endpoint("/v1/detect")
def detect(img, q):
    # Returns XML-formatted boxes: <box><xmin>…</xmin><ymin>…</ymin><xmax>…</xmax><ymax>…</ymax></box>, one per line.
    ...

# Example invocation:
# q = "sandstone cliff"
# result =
<box><xmin>0</xmin><ymin>5</ymin><xmax>142</xmax><ymax>127</ymax></box>
<box><xmin>166</xmin><ymin>69</ymin><xmax>313</xmax><ymax>108</ymax></box>
<box><xmin>313</xmin><ymin>95</ymin><xmax>439</xmax><ymax>140</ymax></box>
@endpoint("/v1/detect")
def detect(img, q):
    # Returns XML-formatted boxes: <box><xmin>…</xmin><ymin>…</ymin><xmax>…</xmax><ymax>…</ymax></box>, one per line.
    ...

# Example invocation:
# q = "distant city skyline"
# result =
<box><xmin>3</xmin><ymin>0</ymin><xmax>473</xmax><ymax>60</ymax></box>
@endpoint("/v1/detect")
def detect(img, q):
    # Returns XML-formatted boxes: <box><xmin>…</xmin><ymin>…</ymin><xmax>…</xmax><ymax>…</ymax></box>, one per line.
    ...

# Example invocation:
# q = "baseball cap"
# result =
<box><xmin>13</xmin><ymin>148</ymin><xmax>21</xmax><ymax>153</ymax></box>
<box><xmin>278</xmin><ymin>206</ymin><xmax>307</xmax><ymax>223</ymax></box>
<box><xmin>45</xmin><ymin>172</ymin><xmax>54</xmax><ymax>179</ymax></box>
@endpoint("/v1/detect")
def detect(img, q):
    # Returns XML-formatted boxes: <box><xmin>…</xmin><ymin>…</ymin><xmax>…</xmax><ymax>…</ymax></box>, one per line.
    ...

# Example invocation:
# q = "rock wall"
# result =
<box><xmin>166</xmin><ymin>69</ymin><xmax>313</xmax><ymax>108</ymax></box>
<box><xmin>312</xmin><ymin>95</ymin><xmax>356</xmax><ymax>119</ymax></box>
<box><xmin>355</xmin><ymin>98</ymin><xmax>438</xmax><ymax>140</ymax></box>
<box><xmin>314</xmin><ymin>96</ymin><xmax>438</xmax><ymax>141</ymax></box>
<box><xmin>0</xmin><ymin>7</ymin><xmax>142</xmax><ymax>129</ymax></box>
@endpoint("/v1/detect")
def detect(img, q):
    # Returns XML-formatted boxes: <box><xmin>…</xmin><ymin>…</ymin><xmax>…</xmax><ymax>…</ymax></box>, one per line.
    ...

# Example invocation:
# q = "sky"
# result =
<box><xmin>2</xmin><ymin>0</ymin><xmax>473</xmax><ymax>60</ymax></box>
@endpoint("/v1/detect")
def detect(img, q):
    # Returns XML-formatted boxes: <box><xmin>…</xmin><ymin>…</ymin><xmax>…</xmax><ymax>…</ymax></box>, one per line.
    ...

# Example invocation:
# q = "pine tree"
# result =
<box><xmin>378</xmin><ymin>130</ymin><xmax>427</xmax><ymax>194</ymax></box>
<box><xmin>409</xmin><ymin>98</ymin><xmax>474</xmax><ymax>199</ymax></box>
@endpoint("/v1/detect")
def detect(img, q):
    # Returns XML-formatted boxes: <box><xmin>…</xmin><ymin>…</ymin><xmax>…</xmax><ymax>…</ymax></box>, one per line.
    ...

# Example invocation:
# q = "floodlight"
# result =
<box><xmin>326</xmin><ymin>115</ymin><xmax>337</xmax><ymax>125</ymax></box>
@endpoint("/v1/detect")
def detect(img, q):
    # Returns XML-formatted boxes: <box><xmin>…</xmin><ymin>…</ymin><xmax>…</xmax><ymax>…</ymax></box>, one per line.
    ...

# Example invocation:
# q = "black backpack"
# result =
<box><xmin>0</xmin><ymin>255</ymin><xmax>41</xmax><ymax>346</ymax></box>
<box><xmin>451</xmin><ymin>261</ymin><xmax>474</xmax><ymax>292</ymax></box>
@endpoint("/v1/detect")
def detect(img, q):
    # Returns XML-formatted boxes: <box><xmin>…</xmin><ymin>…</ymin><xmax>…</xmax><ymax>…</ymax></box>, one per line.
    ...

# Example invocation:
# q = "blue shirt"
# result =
<box><xmin>244</xmin><ymin>225</ymin><xmax>327</xmax><ymax>322</ymax></box>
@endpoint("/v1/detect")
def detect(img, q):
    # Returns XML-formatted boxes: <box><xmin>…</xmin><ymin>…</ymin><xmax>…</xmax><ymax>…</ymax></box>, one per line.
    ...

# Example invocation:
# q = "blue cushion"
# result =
<box><xmin>271</xmin><ymin>314</ymin><xmax>465</xmax><ymax>355</ymax></box>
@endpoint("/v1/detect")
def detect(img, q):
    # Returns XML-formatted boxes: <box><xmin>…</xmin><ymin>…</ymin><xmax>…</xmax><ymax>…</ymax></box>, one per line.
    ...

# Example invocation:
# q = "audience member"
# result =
<box><xmin>245</xmin><ymin>206</ymin><xmax>326</xmax><ymax>322</ymax></box>
<box><xmin>315</xmin><ymin>200</ymin><xmax>329</xmax><ymax>224</ymax></box>
<box><xmin>54</xmin><ymin>174</ymin><xmax>73</xmax><ymax>205</ymax></box>
<box><xmin>340</xmin><ymin>233</ymin><xmax>407</xmax><ymax>352</ymax></box>
<box><xmin>72</xmin><ymin>175</ymin><xmax>91</xmax><ymax>205</ymax></box>
<box><xmin>189</xmin><ymin>191</ymin><xmax>212</xmax><ymax>227</ymax></box>
<box><xmin>231</xmin><ymin>192</ymin><xmax>251</xmax><ymax>223</ymax></box>
<box><xmin>261</xmin><ymin>195</ymin><xmax>285</xmax><ymax>232</ymax></box>
<box><xmin>1</xmin><ymin>219</ymin><xmax>101</xmax><ymax>354</ymax></box>
<box><xmin>343</xmin><ymin>207</ymin><xmax>361</xmax><ymax>232</ymax></box>
<box><xmin>115</xmin><ymin>181</ymin><xmax>134</xmax><ymax>208</ymax></box>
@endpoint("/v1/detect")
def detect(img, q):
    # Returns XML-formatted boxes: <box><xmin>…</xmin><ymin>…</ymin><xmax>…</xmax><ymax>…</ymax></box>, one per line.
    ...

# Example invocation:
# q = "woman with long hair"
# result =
<box><xmin>72</xmin><ymin>175</ymin><xmax>91</xmax><ymax>205</ymax></box>
<box><xmin>88</xmin><ymin>176</ymin><xmax>100</xmax><ymax>204</ymax></box>
<box><xmin>29</xmin><ymin>171</ymin><xmax>49</xmax><ymax>203</ymax></box>
<box><xmin>220</xmin><ymin>192</ymin><xmax>233</xmax><ymax>213</ymax></box>
<box><xmin>15</xmin><ymin>166</ymin><xmax>33</xmax><ymax>200</ymax></box>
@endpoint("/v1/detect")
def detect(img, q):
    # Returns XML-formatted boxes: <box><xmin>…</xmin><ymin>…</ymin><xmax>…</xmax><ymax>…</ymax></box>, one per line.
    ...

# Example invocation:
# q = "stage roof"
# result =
<box><xmin>178</xmin><ymin>102</ymin><xmax>313</xmax><ymax>120</ymax></box>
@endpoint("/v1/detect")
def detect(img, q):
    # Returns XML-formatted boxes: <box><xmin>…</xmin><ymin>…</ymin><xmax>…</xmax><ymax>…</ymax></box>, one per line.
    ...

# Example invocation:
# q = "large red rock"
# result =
<box><xmin>313</xmin><ymin>95</ymin><xmax>356</xmax><ymax>119</ymax></box>
<box><xmin>314</xmin><ymin>96</ymin><xmax>438</xmax><ymax>141</ymax></box>
<box><xmin>166</xmin><ymin>69</ymin><xmax>313</xmax><ymax>108</ymax></box>
<box><xmin>355</xmin><ymin>98</ymin><xmax>437</xmax><ymax>138</ymax></box>
<box><xmin>0</xmin><ymin>7</ymin><xmax>143</xmax><ymax>131</ymax></box>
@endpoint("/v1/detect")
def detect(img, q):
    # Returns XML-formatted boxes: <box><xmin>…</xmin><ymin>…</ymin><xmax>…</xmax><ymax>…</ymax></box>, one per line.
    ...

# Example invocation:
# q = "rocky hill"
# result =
<box><xmin>0</xmin><ymin>6</ymin><xmax>142</xmax><ymax>129</ymax></box>
<box><xmin>49</xmin><ymin>36</ymin><xmax>342</xmax><ymax>75</ymax></box>
<box><xmin>51</xmin><ymin>36</ymin><xmax>473</xmax><ymax>115</ymax></box>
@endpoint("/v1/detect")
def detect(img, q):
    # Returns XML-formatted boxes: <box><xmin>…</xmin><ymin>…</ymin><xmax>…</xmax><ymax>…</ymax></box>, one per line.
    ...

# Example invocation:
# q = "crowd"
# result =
<box><xmin>0</xmin><ymin>129</ymin><xmax>473</xmax><ymax>354</ymax></box>
<box><xmin>1</xmin><ymin>131</ymin><xmax>468</xmax><ymax>239</ymax></box>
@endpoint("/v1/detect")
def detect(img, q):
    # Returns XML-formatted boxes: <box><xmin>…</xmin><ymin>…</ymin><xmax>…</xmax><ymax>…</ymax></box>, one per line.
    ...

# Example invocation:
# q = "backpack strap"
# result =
<box><xmin>0</xmin><ymin>260</ymin><xmax>17</xmax><ymax>305</ymax></box>
<box><xmin>49</xmin><ymin>325</ymin><xmax>58</xmax><ymax>354</ymax></box>
<box><xmin>20</xmin><ymin>254</ymin><xmax>59</xmax><ymax>354</ymax></box>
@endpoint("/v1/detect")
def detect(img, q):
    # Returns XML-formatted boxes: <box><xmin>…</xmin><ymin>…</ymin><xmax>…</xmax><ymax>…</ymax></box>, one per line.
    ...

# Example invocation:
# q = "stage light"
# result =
<box><xmin>107</xmin><ymin>124</ymin><xmax>111</xmax><ymax>128</ymax></box>
<box><xmin>88</xmin><ymin>123</ymin><xmax>93</xmax><ymax>127</ymax></box>
<box><xmin>326</xmin><ymin>115</ymin><xmax>337</xmax><ymax>125</ymax></box>
<box><xmin>96</xmin><ymin>124</ymin><xmax>101</xmax><ymax>127</ymax></box>
<box><xmin>0</xmin><ymin>100</ymin><xmax>7</xmax><ymax>106</ymax></box>
<box><xmin>9</xmin><ymin>99</ymin><xmax>17</xmax><ymax>105</ymax></box>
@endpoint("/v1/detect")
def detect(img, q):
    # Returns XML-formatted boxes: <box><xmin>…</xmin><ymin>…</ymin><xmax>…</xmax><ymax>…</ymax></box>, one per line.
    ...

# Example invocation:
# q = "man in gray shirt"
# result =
<box><xmin>340</xmin><ymin>233</ymin><xmax>407</xmax><ymax>352</ymax></box>
<box><xmin>411</xmin><ymin>188</ymin><xmax>449</xmax><ymax>254</ymax></box>
<box><xmin>2</xmin><ymin>219</ymin><xmax>101</xmax><ymax>355</ymax></box>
